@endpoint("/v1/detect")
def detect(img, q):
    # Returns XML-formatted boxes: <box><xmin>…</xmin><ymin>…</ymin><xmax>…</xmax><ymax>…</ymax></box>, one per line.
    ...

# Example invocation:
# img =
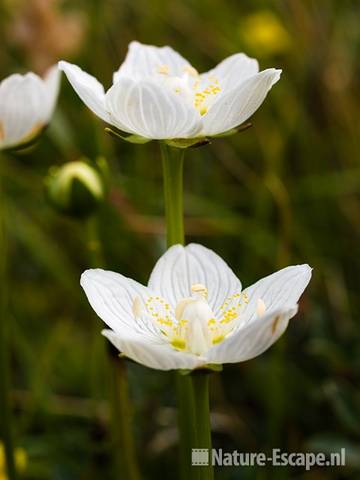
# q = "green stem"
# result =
<box><xmin>176</xmin><ymin>374</ymin><xmax>197</xmax><ymax>480</ymax></box>
<box><xmin>191</xmin><ymin>374</ymin><xmax>213</xmax><ymax>480</ymax></box>
<box><xmin>0</xmin><ymin>162</ymin><xmax>17</xmax><ymax>479</ymax></box>
<box><xmin>85</xmin><ymin>214</ymin><xmax>140</xmax><ymax>480</ymax></box>
<box><xmin>161</xmin><ymin>143</ymin><xmax>200</xmax><ymax>480</ymax></box>
<box><xmin>160</xmin><ymin>143</ymin><xmax>184</xmax><ymax>245</ymax></box>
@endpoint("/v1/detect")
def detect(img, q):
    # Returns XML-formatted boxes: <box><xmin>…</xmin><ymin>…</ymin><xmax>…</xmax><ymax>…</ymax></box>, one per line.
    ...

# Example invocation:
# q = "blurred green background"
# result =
<box><xmin>1</xmin><ymin>0</ymin><xmax>360</xmax><ymax>478</ymax></box>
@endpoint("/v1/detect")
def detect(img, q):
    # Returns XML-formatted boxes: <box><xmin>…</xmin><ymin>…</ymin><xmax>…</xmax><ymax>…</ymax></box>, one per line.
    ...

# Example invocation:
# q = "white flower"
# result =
<box><xmin>80</xmin><ymin>243</ymin><xmax>311</xmax><ymax>371</ymax></box>
<box><xmin>59</xmin><ymin>41</ymin><xmax>281</xmax><ymax>141</ymax></box>
<box><xmin>0</xmin><ymin>66</ymin><xmax>61</xmax><ymax>151</ymax></box>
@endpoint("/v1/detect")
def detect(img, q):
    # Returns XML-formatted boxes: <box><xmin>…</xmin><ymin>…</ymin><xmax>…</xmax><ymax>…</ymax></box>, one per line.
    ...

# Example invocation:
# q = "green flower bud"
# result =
<box><xmin>45</xmin><ymin>160</ymin><xmax>105</xmax><ymax>218</ymax></box>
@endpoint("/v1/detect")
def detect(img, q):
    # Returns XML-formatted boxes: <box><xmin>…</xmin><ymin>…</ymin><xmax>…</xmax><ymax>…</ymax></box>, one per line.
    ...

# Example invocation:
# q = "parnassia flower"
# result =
<box><xmin>59</xmin><ymin>41</ymin><xmax>281</xmax><ymax>145</ymax></box>
<box><xmin>81</xmin><ymin>244</ymin><xmax>311</xmax><ymax>371</ymax></box>
<box><xmin>0</xmin><ymin>66</ymin><xmax>61</xmax><ymax>151</ymax></box>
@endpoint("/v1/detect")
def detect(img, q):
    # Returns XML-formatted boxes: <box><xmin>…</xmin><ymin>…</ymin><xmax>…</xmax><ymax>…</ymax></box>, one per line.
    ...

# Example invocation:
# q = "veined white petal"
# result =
<box><xmin>103</xmin><ymin>329</ymin><xmax>203</xmax><ymax>371</ymax></box>
<box><xmin>206</xmin><ymin>305</ymin><xmax>298</xmax><ymax>364</ymax></box>
<box><xmin>105</xmin><ymin>77</ymin><xmax>202</xmax><ymax>139</ymax></box>
<box><xmin>58</xmin><ymin>61</ymin><xmax>110</xmax><ymax>123</ymax></box>
<box><xmin>201</xmin><ymin>53</ymin><xmax>259</xmax><ymax>92</ymax></box>
<box><xmin>0</xmin><ymin>72</ymin><xmax>47</xmax><ymax>149</ymax></box>
<box><xmin>202</xmin><ymin>68</ymin><xmax>281</xmax><ymax>136</ymax></box>
<box><xmin>148</xmin><ymin>244</ymin><xmax>241</xmax><ymax>318</ymax></box>
<box><xmin>113</xmin><ymin>41</ymin><xmax>192</xmax><ymax>83</ymax></box>
<box><xmin>80</xmin><ymin>268</ymin><xmax>162</xmax><ymax>339</ymax></box>
<box><xmin>43</xmin><ymin>65</ymin><xmax>61</xmax><ymax>121</ymax></box>
<box><xmin>241</xmin><ymin>264</ymin><xmax>312</xmax><ymax>326</ymax></box>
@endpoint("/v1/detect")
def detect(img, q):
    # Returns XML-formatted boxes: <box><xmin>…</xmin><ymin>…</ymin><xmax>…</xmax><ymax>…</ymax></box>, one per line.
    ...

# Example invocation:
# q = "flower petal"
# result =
<box><xmin>148</xmin><ymin>244</ymin><xmax>241</xmax><ymax>318</ymax></box>
<box><xmin>206</xmin><ymin>306</ymin><xmax>298</xmax><ymax>364</ymax></box>
<box><xmin>103</xmin><ymin>329</ymin><xmax>203</xmax><ymax>371</ymax></box>
<box><xmin>113</xmin><ymin>41</ymin><xmax>192</xmax><ymax>83</ymax></box>
<box><xmin>105</xmin><ymin>77</ymin><xmax>202</xmax><ymax>139</ymax></box>
<box><xmin>202</xmin><ymin>68</ymin><xmax>281</xmax><ymax>136</ymax></box>
<box><xmin>80</xmin><ymin>268</ymin><xmax>161</xmax><ymax>339</ymax></box>
<box><xmin>58</xmin><ymin>61</ymin><xmax>110</xmax><ymax>123</ymax></box>
<box><xmin>241</xmin><ymin>264</ymin><xmax>312</xmax><ymax>325</ymax></box>
<box><xmin>201</xmin><ymin>53</ymin><xmax>259</xmax><ymax>91</ymax></box>
<box><xmin>43</xmin><ymin>65</ymin><xmax>61</xmax><ymax>121</ymax></box>
<box><xmin>0</xmin><ymin>73</ymin><xmax>47</xmax><ymax>149</ymax></box>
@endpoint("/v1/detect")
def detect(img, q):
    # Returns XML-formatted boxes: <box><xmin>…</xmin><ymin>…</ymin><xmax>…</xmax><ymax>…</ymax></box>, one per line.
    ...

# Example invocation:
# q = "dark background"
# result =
<box><xmin>0</xmin><ymin>0</ymin><xmax>359</xmax><ymax>478</ymax></box>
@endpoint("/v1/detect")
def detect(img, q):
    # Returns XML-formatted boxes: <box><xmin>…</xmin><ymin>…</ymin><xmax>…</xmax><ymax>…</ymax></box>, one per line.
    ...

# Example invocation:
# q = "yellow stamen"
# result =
<box><xmin>157</xmin><ymin>317</ymin><xmax>173</xmax><ymax>327</ymax></box>
<box><xmin>193</xmin><ymin>79</ymin><xmax>221</xmax><ymax>115</ymax></box>
<box><xmin>212</xmin><ymin>335</ymin><xmax>224</xmax><ymax>345</ymax></box>
<box><xmin>221</xmin><ymin>310</ymin><xmax>238</xmax><ymax>324</ymax></box>
<box><xmin>171</xmin><ymin>338</ymin><xmax>186</xmax><ymax>350</ymax></box>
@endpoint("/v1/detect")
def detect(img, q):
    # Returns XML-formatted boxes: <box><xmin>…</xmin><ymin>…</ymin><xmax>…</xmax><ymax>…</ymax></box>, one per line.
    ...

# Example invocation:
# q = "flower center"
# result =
<box><xmin>153</xmin><ymin>284</ymin><xmax>248</xmax><ymax>356</ymax></box>
<box><xmin>172</xmin><ymin>284</ymin><xmax>214</xmax><ymax>355</ymax></box>
<box><xmin>135</xmin><ymin>287</ymin><xmax>267</xmax><ymax>357</ymax></box>
<box><xmin>155</xmin><ymin>64</ymin><xmax>222</xmax><ymax>117</ymax></box>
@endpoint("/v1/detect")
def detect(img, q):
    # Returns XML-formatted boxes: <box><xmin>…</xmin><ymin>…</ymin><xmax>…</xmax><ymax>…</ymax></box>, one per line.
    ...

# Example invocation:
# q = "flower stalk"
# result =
<box><xmin>160</xmin><ymin>143</ymin><xmax>184</xmax><ymax>246</ymax></box>
<box><xmin>175</xmin><ymin>374</ymin><xmax>197</xmax><ymax>480</ymax></box>
<box><xmin>192</xmin><ymin>373</ymin><xmax>213</xmax><ymax>480</ymax></box>
<box><xmin>0</xmin><ymin>158</ymin><xmax>17</xmax><ymax>480</ymax></box>
<box><xmin>161</xmin><ymin>143</ymin><xmax>213</xmax><ymax>480</ymax></box>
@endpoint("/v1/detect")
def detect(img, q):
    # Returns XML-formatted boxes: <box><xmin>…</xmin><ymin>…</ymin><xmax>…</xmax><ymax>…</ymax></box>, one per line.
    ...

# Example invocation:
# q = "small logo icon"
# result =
<box><xmin>192</xmin><ymin>449</ymin><xmax>209</xmax><ymax>466</ymax></box>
